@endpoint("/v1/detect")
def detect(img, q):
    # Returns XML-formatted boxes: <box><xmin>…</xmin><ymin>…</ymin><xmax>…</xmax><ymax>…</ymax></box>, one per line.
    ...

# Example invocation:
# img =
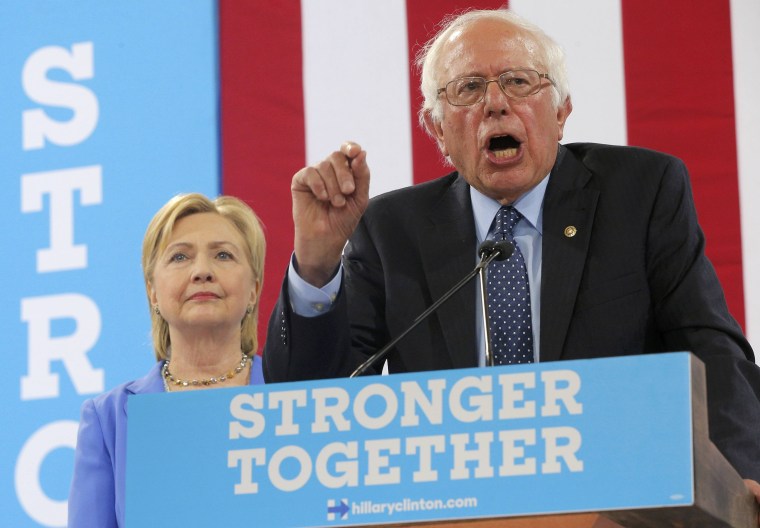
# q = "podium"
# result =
<box><xmin>126</xmin><ymin>353</ymin><xmax>757</xmax><ymax>527</ymax></box>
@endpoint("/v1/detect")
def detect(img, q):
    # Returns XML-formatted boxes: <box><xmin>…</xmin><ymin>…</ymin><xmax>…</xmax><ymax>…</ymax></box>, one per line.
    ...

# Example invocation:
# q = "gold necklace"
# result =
<box><xmin>162</xmin><ymin>352</ymin><xmax>249</xmax><ymax>391</ymax></box>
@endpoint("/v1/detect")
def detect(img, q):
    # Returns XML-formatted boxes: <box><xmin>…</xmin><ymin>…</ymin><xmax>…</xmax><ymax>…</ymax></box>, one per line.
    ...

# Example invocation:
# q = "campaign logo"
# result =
<box><xmin>327</xmin><ymin>498</ymin><xmax>349</xmax><ymax>520</ymax></box>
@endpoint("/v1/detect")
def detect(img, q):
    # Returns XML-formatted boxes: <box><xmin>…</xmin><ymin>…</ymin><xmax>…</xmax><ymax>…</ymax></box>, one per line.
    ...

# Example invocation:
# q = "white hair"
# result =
<box><xmin>415</xmin><ymin>9</ymin><xmax>570</xmax><ymax>128</ymax></box>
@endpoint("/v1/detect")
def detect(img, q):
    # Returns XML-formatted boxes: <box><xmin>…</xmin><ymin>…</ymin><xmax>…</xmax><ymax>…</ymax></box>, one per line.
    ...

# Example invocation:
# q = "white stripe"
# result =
<box><xmin>731</xmin><ymin>0</ymin><xmax>760</xmax><ymax>354</ymax></box>
<box><xmin>509</xmin><ymin>0</ymin><xmax>627</xmax><ymax>146</ymax></box>
<box><xmin>301</xmin><ymin>0</ymin><xmax>414</xmax><ymax>197</ymax></box>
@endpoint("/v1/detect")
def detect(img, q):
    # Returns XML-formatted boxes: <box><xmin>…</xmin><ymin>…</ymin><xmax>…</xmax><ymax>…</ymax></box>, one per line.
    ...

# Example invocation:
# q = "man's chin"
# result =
<box><xmin>473</xmin><ymin>170</ymin><xmax>539</xmax><ymax>204</ymax></box>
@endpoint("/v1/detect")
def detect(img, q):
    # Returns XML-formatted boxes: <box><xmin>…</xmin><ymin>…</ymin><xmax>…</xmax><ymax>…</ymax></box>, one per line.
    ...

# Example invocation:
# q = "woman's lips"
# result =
<box><xmin>189</xmin><ymin>292</ymin><xmax>219</xmax><ymax>301</ymax></box>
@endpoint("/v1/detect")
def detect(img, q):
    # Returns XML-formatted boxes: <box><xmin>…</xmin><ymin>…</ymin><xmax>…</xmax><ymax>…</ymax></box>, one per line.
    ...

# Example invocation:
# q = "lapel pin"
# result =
<box><xmin>564</xmin><ymin>226</ymin><xmax>577</xmax><ymax>238</ymax></box>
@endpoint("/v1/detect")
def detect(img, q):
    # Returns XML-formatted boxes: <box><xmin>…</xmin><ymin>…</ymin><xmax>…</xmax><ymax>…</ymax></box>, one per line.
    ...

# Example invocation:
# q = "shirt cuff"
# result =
<box><xmin>287</xmin><ymin>254</ymin><xmax>342</xmax><ymax>317</ymax></box>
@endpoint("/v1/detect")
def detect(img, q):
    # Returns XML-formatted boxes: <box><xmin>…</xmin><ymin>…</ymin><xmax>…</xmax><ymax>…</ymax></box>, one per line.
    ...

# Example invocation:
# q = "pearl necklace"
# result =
<box><xmin>162</xmin><ymin>352</ymin><xmax>249</xmax><ymax>391</ymax></box>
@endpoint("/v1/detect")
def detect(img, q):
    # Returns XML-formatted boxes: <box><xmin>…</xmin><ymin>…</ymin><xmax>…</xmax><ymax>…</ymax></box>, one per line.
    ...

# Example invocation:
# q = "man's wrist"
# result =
<box><xmin>288</xmin><ymin>254</ymin><xmax>342</xmax><ymax>316</ymax></box>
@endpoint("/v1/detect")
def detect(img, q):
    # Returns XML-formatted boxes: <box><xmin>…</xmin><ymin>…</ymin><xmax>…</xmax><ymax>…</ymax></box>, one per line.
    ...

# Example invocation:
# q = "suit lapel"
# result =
<box><xmin>409</xmin><ymin>151</ymin><xmax>598</xmax><ymax>367</ymax></box>
<box><xmin>541</xmin><ymin>146</ymin><xmax>599</xmax><ymax>362</ymax></box>
<box><xmin>418</xmin><ymin>175</ymin><xmax>478</xmax><ymax>368</ymax></box>
<box><xmin>123</xmin><ymin>361</ymin><xmax>165</xmax><ymax>415</ymax></box>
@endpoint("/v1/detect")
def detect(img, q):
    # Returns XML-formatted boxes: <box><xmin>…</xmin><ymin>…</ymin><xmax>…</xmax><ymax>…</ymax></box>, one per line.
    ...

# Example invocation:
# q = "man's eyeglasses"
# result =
<box><xmin>437</xmin><ymin>69</ymin><xmax>555</xmax><ymax>106</ymax></box>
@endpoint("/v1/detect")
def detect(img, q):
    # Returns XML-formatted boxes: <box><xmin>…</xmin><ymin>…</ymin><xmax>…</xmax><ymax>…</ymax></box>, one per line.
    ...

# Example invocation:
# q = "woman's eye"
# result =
<box><xmin>217</xmin><ymin>251</ymin><xmax>233</xmax><ymax>260</ymax></box>
<box><xmin>169</xmin><ymin>253</ymin><xmax>188</xmax><ymax>263</ymax></box>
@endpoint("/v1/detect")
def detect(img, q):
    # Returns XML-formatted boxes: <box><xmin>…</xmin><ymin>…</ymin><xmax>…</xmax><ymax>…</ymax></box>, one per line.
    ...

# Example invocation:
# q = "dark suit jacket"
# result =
<box><xmin>263</xmin><ymin>143</ymin><xmax>760</xmax><ymax>480</ymax></box>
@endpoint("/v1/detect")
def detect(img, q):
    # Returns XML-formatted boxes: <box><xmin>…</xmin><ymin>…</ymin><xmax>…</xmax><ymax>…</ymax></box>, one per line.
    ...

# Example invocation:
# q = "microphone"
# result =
<box><xmin>350</xmin><ymin>239</ymin><xmax>514</xmax><ymax>377</ymax></box>
<box><xmin>478</xmin><ymin>239</ymin><xmax>513</xmax><ymax>261</ymax></box>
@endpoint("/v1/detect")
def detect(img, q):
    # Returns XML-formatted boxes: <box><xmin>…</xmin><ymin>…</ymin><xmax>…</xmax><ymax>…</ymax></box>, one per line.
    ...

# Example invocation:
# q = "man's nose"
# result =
<box><xmin>483</xmin><ymin>79</ymin><xmax>511</xmax><ymax>115</ymax></box>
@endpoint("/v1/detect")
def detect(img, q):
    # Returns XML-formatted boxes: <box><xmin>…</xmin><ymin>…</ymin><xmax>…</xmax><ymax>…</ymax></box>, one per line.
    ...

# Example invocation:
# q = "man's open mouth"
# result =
<box><xmin>488</xmin><ymin>135</ymin><xmax>521</xmax><ymax>158</ymax></box>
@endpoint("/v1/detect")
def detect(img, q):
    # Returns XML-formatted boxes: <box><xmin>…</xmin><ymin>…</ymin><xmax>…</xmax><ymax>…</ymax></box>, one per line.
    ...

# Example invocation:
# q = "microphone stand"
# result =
<box><xmin>350</xmin><ymin>240</ymin><xmax>512</xmax><ymax>377</ymax></box>
<box><xmin>478</xmin><ymin>256</ymin><xmax>496</xmax><ymax>368</ymax></box>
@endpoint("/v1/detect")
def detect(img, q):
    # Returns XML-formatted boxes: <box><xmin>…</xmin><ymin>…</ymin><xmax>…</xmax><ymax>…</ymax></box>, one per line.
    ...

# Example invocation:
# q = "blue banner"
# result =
<box><xmin>127</xmin><ymin>353</ymin><xmax>696</xmax><ymax>526</ymax></box>
<box><xmin>1</xmin><ymin>1</ymin><xmax>219</xmax><ymax>525</ymax></box>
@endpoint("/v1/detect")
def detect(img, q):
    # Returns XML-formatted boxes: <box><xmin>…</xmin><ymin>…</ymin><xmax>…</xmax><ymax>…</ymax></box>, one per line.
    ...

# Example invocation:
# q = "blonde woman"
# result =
<box><xmin>69</xmin><ymin>193</ymin><xmax>266</xmax><ymax>528</ymax></box>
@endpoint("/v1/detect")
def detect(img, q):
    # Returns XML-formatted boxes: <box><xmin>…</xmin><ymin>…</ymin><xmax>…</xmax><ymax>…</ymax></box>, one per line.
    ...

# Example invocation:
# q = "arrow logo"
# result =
<box><xmin>327</xmin><ymin>498</ymin><xmax>349</xmax><ymax>520</ymax></box>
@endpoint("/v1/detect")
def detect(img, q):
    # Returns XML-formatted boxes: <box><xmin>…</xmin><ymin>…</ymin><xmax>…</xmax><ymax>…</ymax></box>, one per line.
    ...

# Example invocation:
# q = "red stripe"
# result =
<box><xmin>220</xmin><ymin>0</ymin><xmax>306</xmax><ymax>351</ymax></box>
<box><xmin>622</xmin><ymin>0</ymin><xmax>745</xmax><ymax>326</ymax></box>
<box><xmin>405</xmin><ymin>1</ymin><xmax>508</xmax><ymax>184</ymax></box>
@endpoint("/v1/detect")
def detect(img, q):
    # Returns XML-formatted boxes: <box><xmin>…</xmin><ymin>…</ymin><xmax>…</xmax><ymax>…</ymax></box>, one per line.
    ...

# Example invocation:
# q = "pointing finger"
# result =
<box><xmin>340</xmin><ymin>141</ymin><xmax>362</xmax><ymax>160</ymax></box>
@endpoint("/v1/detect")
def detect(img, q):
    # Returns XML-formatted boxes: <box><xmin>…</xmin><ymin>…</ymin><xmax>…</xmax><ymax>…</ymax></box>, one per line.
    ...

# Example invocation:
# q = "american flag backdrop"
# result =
<box><xmin>220</xmin><ymin>0</ymin><xmax>760</xmax><ymax>356</ymax></box>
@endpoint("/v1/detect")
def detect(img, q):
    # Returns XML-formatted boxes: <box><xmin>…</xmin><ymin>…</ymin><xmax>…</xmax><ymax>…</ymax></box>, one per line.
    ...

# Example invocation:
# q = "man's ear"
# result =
<box><xmin>556</xmin><ymin>96</ymin><xmax>573</xmax><ymax>141</ymax></box>
<box><xmin>423</xmin><ymin>111</ymin><xmax>449</xmax><ymax>157</ymax></box>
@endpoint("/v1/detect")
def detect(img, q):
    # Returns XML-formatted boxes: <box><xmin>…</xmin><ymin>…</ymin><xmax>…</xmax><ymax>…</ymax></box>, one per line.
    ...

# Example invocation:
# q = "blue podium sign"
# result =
<box><xmin>127</xmin><ymin>353</ymin><xmax>696</xmax><ymax>526</ymax></box>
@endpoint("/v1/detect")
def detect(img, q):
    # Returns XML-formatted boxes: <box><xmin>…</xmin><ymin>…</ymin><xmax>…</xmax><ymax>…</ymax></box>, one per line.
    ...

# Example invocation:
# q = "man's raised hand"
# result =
<box><xmin>291</xmin><ymin>141</ymin><xmax>370</xmax><ymax>286</ymax></box>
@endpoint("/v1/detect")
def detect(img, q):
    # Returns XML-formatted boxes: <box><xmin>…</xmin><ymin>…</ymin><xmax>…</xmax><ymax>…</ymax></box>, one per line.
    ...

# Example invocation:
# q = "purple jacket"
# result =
<box><xmin>68</xmin><ymin>356</ymin><xmax>264</xmax><ymax>528</ymax></box>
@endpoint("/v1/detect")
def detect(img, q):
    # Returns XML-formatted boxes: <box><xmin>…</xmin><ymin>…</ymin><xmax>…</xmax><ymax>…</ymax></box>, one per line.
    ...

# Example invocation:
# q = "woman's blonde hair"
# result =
<box><xmin>141</xmin><ymin>193</ymin><xmax>266</xmax><ymax>360</ymax></box>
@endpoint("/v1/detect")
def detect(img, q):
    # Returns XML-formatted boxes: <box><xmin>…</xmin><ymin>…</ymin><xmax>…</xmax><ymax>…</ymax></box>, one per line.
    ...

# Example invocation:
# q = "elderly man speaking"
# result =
<box><xmin>262</xmin><ymin>8</ymin><xmax>760</xmax><ymax>514</ymax></box>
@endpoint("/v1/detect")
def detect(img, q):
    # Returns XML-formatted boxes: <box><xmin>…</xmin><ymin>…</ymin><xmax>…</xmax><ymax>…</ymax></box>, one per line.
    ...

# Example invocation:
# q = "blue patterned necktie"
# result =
<box><xmin>487</xmin><ymin>206</ymin><xmax>534</xmax><ymax>364</ymax></box>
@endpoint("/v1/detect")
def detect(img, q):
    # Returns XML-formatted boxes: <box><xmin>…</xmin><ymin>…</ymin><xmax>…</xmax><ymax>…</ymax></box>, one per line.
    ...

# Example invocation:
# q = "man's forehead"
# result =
<box><xmin>445</xmin><ymin>18</ymin><xmax>527</xmax><ymax>45</ymax></box>
<box><xmin>440</xmin><ymin>23</ymin><xmax>541</xmax><ymax>75</ymax></box>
